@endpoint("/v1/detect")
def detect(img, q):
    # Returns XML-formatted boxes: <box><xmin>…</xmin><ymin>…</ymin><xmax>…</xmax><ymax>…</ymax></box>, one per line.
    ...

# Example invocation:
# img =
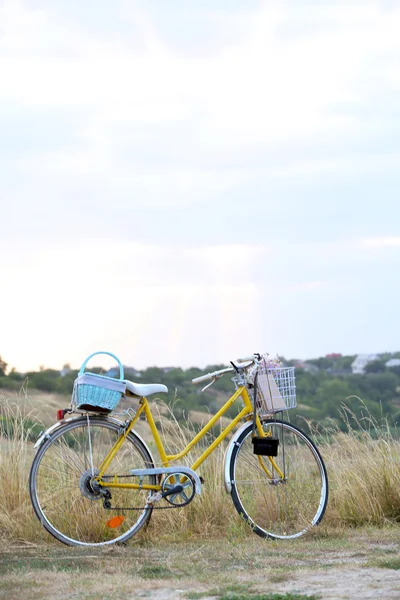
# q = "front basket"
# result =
<box><xmin>253</xmin><ymin>367</ymin><xmax>297</xmax><ymax>415</ymax></box>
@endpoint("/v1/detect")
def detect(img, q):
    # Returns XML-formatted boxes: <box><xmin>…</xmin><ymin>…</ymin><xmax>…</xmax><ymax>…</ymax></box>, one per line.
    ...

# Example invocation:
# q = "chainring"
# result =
<box><xmin>161</xmin><ymin>472</ymin><xmax>196</xmax><ymax>507</ymax></box>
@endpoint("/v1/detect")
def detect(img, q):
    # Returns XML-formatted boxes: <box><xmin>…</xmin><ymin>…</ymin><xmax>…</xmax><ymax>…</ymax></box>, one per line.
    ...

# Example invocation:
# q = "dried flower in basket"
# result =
<box><xmin>260</xmin><ymin>353</ymin><xmax>282</xmax><ymax>369</ymax></box>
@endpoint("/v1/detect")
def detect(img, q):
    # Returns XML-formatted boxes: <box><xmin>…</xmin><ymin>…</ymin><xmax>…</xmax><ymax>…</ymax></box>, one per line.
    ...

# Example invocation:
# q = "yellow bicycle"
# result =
<box><xmin>29</xmin><ymin>352</ymin><xmax>328</xmax><ymax>546</ymax></box>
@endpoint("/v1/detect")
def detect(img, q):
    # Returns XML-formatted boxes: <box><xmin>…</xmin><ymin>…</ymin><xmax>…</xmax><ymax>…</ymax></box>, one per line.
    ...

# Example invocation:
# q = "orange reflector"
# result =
<box><xmin>106</xmin><ymin>515</ymin><xmax>125</xmax><ymax>529</ymax></box>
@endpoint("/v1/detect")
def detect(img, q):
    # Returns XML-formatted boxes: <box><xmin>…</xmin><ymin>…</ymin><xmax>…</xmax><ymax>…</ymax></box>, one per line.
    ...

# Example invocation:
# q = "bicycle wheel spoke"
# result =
<box><xmin>45</xmin><ymin>441</ymin><xmax>87</xmax><ymax>477</ymax></box>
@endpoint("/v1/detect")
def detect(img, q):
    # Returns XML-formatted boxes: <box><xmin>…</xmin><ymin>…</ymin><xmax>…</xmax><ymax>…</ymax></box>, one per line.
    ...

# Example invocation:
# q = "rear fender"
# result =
<box><xmin>34</xmin><ymin>419</ymin><xmax>73</xmax><ymax>449</ymax></box>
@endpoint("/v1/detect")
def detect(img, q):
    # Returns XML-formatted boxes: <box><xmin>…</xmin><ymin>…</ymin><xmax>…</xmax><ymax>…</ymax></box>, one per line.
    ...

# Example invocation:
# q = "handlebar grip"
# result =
<box><xmin>236</xmin><ymin>355</ymin><xmax>256</xmax><ymax>363</ymax></box>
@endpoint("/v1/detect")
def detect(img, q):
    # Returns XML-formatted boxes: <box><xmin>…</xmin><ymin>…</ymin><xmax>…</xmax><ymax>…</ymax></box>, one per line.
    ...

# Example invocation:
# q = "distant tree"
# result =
<box><xmin>0</xmin><ymin>356</ymin><xmax>7</xmax><ymax>376</ymax></box>
<box><xmin>388</xmin><ymin>365</ymin><xmax>400</xmax><ymax>378</ymax></box>
<box><xmin>307</xmin><ymin>357</ymin><xmax>335</xmax><ymax>370</ymax></box>
<box><xmin>8</xmin><ymin>368</ymin><xmax>24</xmax><ymax>382</ymax></box>
<box><xmin>27</xmin><ymin>369</ymin><xmax>62</xmax><ymax>392</ymax></box>
<box><xmin>365</xmin><ymin>360</ymin><xmax>386</xmax><ymax>374</ymax></box>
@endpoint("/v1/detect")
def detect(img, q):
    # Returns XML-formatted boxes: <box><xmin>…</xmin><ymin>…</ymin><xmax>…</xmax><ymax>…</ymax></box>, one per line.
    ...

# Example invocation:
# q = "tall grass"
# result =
<box><xmin>1</xmin><ymin>393</ymin><xmax>400</xmax><ymax>544</ymax></box>
<box><xmin>0</xmin><ymin>394</ymin><xmax>45</xmax><ymax>542</ymax></box>
<box><xmin>316</xmin><ymin>405</ymin><xmax>400</xmax><ymax>527</ymax></box>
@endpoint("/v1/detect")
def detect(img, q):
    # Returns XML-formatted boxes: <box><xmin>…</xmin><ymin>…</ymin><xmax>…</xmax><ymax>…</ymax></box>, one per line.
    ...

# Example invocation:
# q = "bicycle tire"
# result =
<box><xmin>229</xmin><ymin>419</ymin><xmax>328</xmax><ymax>539</ymax></box>
<box><xmin>29</xmin><ymin>416</ymin><xmax>157</xmax><ymax>546</ymax></box>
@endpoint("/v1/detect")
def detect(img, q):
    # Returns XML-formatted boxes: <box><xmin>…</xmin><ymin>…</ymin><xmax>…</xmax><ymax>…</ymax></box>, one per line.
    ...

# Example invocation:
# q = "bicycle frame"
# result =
<box><xmin>95</xmin><ymin>384</ymin><xmax>283</xmax><ymax>492</ymax></box>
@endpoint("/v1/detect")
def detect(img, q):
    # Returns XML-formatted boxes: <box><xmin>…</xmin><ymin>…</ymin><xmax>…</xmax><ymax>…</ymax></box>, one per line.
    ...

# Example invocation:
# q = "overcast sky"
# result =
<box><xmin>1</xmin><ymin>0</ymin><xmax>400</xmax><ymax>373</ymax></box>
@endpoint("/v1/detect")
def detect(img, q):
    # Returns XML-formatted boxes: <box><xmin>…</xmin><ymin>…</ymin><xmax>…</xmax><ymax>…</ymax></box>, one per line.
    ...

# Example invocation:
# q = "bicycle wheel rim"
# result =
<box><xmin>30</xmin><ymin>417</ymin><xmax>156</xmax><ymax>546</ymax></box>
<box><xmin>230</xmin><ymin>420</ymin><xmax>328</xmax><ymax>539</ymax></box>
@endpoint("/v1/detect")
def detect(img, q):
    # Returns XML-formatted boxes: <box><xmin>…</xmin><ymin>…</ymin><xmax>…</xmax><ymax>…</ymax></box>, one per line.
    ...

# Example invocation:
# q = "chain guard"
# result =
<box><xmin>101</xmin><ymin>472</ymin><xmax>197</xmax><ymax>511</ymax></box>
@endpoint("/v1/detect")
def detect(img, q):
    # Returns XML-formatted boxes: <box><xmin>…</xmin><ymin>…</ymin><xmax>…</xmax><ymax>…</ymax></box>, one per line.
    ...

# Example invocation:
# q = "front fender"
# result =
<box><xmin>223</xmin><ymin>421</ymin><xmax>253</xmax><ymax>494</ymax></box>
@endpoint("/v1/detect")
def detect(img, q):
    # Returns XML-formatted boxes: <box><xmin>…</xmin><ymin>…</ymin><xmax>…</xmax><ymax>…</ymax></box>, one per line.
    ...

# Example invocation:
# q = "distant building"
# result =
<box><xmin>326</xmin><ymin>353</ymin><xmax>342</xmax><ymax>359</ymax></box>
<box><xmin>386</xmin><ymin>358</ymin><xmax>400</xmax><ymax>368</ymax></box>
<box><xmin>351</xmin><ymin>354</ymin><xmax>379</xmax><ymax>375</ymax></box>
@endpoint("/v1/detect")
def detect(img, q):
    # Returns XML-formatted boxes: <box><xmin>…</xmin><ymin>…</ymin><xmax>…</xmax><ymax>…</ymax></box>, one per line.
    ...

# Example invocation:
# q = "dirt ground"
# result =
<box><xmin>1</xmin><ymin>527</ymin><xmax>400</xmax><ymax>600</ymax></box>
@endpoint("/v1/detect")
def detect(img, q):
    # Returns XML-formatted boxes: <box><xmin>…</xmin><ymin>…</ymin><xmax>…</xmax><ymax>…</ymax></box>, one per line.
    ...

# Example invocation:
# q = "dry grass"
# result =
<box><xmin>2</xmin><ymin>392</ymin><xmax>400</xmax><ymax>546</ymax></box>
<box><xmin>147</xmin><ymin>401</ymin><xmax>239</xmax><ymax>539</ymax></box>
<box><xmin>2</xmin><ymin>387</ymin><xmax>72</xmax><ymax>426</ymax></box>
<box><xmin>317</xmin><ymin>406</ymin><xmax>400</xmax><ymax>527</ymax></box>
<box><xmin>0</xmin><ymin>394</ymin><xmax>46</xmax><ymax>542</ymax></box>
<box><xmin>0</xmin><ymin>393</ymin><xmax>238</xmax><ymax>545</ymax></box>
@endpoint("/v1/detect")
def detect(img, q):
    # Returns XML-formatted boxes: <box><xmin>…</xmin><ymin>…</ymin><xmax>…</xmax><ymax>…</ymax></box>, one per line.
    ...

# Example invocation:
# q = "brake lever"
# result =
<box><xmin>201</xmin><ymin>375</ymin><xmax>221</xmax><ymax>392</ymax></box>
<box><xmin>201</xmin><ymin>378</ymin><xmax>215</xmax><ymax>392</ymax></box>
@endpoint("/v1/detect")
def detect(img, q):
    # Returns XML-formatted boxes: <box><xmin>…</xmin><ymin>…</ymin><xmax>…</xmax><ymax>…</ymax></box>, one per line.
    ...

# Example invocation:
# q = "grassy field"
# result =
<box><xmin>6</xmin><ymin>388</ymin><xmax>232</xmax><ymax>430</ymax></box>
<box><xmin>2</xmin><ymin>391</ymin><xmax>400</xmax><ymax>598</ymax></box>
<box><xmin>1</xmin><ymin>528</ymin><xmax>400</xmax><ymax>599</ymax></box>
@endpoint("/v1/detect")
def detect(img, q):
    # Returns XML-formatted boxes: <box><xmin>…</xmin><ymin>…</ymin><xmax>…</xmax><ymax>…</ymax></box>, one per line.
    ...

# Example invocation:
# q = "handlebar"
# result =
<box><xmin>192</xmin><ymin>366</ymin><xmax>234</xmax><ymax>384</ymax></box>
<box><xmin>192</xmin><ymin>354</ymin><xmax>263</xmax><ymax>386</ymax></box>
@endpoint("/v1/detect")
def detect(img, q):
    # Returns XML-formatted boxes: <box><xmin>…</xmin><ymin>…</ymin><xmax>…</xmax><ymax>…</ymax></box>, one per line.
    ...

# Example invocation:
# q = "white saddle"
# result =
<box><xmin>124</xmin><ymin>380</ymin><xmax>168</xmax><ymax>398</ymax></box>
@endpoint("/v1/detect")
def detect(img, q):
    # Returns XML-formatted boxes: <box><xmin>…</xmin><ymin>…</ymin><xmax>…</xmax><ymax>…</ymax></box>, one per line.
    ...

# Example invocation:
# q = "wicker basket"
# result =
<box><xmin>72</xmin><ymin>352</ymin><xmax>126</xmax><ymax>413</ymax></box>
<box><xmin>249</xmin><ymin>366</ymin><xmax>296</xmax><ymax>415</ymax></box>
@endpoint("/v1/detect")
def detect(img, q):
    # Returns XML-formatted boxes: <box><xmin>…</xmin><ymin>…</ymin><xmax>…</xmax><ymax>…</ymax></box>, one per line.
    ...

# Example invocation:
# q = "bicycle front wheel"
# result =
<box><xmin>29</xmin><ymin>416</ymin><xmax>157</xmax><ymax>546</ymax></box>
<box><xmin>229</xmin><ymin>420</ymin><xmax>328</xmax><ymax>539</ymax></box>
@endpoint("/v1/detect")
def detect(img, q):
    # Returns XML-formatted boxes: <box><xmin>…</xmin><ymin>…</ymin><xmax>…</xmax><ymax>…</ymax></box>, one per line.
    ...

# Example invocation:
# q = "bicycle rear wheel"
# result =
<box><xmin>229</xmin><ymin>419</ymin><xmax>328</xmax><ymax>539</ymax></box>
<box><xmin>29</xmin><ymin>416</ymin><xmax>157</xmax><ymax>546</ymax></box>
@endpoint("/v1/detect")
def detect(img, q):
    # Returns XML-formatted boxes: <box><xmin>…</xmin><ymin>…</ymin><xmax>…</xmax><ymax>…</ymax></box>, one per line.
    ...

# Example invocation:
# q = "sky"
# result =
<box><xmin>1</xmin><ymin>0</ymin><xmax>400</xmax><ymax>373</ymax></box>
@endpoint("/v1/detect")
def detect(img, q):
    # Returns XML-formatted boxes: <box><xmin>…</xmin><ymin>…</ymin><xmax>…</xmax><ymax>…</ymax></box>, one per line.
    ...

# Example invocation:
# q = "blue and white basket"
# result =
<box><xmin>72</xmin><ymin>352</ymin><xmax>126</xmax><ymax>413</ymax></box>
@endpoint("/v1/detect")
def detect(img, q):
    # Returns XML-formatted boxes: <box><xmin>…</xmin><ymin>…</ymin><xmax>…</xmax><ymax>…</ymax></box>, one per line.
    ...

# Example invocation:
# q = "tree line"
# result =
<box><xmin>1</xmin><ymin>353</ymin><xmax>400</xmax><ymax>431</ymax></box>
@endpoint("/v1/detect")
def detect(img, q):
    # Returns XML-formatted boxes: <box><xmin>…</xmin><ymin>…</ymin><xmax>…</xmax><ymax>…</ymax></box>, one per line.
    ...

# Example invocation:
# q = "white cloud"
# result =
<box><xmin>1</xmin><ymin>1</ymin><xmax>400</xmax><ymax>369</ymax></box>
<box><xmin>2</xmin><ymin>0</ymin><xmax>399</xmax><ymax>222</ymax></box>
<box><xmin>2</xmin><ymin>0</ymin><xmax>400</xmax><ymax>142</ymax></box>
<box><xmin>1</xmin><ymin>0</ymin><xmax>399</xmax><ymax>204</ymax></box>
